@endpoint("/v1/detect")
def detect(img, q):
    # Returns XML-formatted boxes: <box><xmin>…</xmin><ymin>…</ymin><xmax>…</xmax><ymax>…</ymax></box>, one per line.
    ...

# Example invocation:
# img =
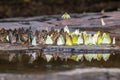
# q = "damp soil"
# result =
<box><xmin>0</xmin><ymin>11</ymin><xmax>120</xmax><ymax>75</ymax></box>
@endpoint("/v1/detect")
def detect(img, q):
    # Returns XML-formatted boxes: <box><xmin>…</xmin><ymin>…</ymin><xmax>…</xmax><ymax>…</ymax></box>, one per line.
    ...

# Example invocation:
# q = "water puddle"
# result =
<box><xmin>0</xmin><ymin>51</ymin><xmax>119</xmax><ymax>74</ymax></box>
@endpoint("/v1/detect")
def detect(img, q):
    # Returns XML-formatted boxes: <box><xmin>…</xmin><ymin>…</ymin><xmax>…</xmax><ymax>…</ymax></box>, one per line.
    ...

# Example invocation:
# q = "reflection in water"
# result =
<box><xmin>42</xmin><ymin>52</ymin><xmax>111</xmax><ymax>62</ymax></box>
<box><xmin>28</xmin><ymin>52</ymin><xmax>37</xmax><ymax>64</ymax></box>
<box><xmin>102</xmin><ymin>54</ymin><xmax>111</xmax><ymax>61</ymax></box>
<box><xmin>0</xmin><ymin>52</ymin><xmax>114</xmax><ymax>63</ymax></box>
<box><xmin>0</xmin><ymin>51</ymin><xmax>119</xmax><ymax>74</ymax></box>
<box><xmin>9</xmin><ymin>53</ymin><xmax>16</xmax><ymax>62</ymax></box>
<box><xmin>45</xmin><ymin>55</ymin><xmax>53</xmax><ymax>62</ymax></box>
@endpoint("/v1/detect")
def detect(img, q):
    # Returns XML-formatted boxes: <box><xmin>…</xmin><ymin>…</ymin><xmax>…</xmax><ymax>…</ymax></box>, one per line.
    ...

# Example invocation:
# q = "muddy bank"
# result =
<box><xmin>0</xmin><ymin>68</ymin><xmax>120</xmax><ymax>80</ymax></box>
<box><xmin>0</xmin><ymin>11</ymin><xmax>120</xmax><ymax>48</ymax></box>
<box><xmin>0</xmin><ymin>11</ymin><xmax>120</xmax><ymax>30</ymax></box>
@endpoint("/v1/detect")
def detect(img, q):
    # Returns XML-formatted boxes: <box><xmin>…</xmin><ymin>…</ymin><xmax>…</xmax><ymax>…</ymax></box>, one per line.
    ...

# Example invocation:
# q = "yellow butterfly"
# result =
<box><xmin>62</xmin><ymin>12</ymin><xmax>70</xmax><ymax>19</ymax></box>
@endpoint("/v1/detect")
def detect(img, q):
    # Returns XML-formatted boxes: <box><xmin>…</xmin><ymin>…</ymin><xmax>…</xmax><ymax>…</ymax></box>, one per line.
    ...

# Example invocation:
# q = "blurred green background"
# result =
<box><xmin>0</xmin><ymin>0</ymin><xmax>119</xmax><ymax>18</ymax></box>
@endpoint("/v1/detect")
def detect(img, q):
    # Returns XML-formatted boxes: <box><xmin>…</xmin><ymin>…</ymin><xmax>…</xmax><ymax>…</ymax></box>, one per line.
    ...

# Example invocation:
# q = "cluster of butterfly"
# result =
<box><xmin>43</xmin><ymin>26</ymin><xmax>115</xmax><ymax>46</ymax></box>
